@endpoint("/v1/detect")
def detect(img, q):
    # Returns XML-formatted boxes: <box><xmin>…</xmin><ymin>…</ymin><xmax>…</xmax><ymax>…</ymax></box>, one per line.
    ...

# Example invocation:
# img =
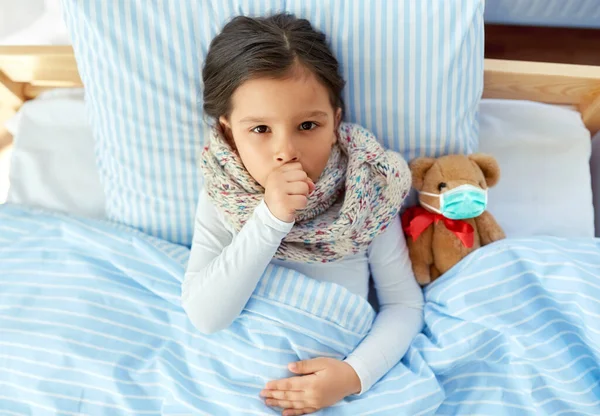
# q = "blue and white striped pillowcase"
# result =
<box><xmin>61</xmin><ymin>0</ymin><xmax>484</xmax><ymax>246</ymax></box>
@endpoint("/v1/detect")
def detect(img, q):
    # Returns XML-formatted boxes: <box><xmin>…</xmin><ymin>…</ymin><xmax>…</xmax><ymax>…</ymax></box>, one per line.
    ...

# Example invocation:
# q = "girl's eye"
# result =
<box><xmin>299</xmin><ymin>121</ymin><xmax>317</xmax><ymax>131</ymax></box>
<box><xmin>251</xmin><ymin>125</ymin><xmax>269</xmax><ymax>134</ymax></box>
<box><xmin>438</xmin><ymin>182</ymin><xmax>447</xmax><ymax>191</ymax></box>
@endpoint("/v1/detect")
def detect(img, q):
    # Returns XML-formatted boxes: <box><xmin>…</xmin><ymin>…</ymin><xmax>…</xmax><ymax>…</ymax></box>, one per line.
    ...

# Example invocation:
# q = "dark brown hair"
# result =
<box><xmin>202</xmin><ymin>13</ymin><xmax>345</xmax><ymax>122</ymax></box>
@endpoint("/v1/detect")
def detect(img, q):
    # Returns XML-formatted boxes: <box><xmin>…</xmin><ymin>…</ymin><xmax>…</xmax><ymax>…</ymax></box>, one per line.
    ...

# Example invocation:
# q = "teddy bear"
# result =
<box><xmin>401</xmin><ymin>153</ymin><xmax>506</xmax><ymax>285</ymax></box>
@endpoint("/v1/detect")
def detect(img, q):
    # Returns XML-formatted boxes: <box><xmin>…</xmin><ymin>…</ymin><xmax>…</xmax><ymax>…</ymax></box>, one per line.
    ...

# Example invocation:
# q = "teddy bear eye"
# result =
<box><xmin>438</xmin><ymin>182</ymin><xmax>447</xmax><ymax>191</ymax></box>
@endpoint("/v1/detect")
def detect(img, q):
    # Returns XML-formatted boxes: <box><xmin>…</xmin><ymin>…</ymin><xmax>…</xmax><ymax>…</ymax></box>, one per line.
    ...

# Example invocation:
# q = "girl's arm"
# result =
<box><xmin>181</xmin><ymin>189</ymin><xmax>293</xmax><ymax>334</ymax></box>
<box><xmin>344</xmin><ymin>214</ymin><xmax>425</xmax><ymax>394</ymax></box>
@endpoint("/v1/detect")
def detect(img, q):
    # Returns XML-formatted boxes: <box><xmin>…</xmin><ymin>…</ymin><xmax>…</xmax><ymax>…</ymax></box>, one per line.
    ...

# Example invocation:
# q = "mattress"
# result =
<box><xmin>484</xmin><ymin>0</ymin><xmax>600</xmax><ymax>29</ymax></box>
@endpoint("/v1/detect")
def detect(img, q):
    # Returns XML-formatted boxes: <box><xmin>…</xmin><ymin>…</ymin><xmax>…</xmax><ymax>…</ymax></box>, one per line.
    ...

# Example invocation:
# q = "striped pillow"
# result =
<box><xmin>62</xmin><ymin>0</ymin><xmax>484</xmax><ymax>246</ymax></box>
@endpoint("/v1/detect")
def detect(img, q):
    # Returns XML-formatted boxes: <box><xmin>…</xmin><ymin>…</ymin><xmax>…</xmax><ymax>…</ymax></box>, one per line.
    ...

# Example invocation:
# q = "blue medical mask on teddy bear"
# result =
<box><xmin>419</xmin><ymin>184</ymin><xmax>488</xmax><ymax>220</ymax></box>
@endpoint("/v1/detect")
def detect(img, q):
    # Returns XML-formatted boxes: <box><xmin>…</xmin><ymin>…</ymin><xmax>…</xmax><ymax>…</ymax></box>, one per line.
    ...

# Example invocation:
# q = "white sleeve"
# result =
<box><xmin>181</xmin><ymin>190</ymin><xmax>293</xmax><ymax>334</ymax></box>
<box><xmin>343</xmin><ymin>214</ymin><xmax>425</xmax><ymax>394</ymax></box>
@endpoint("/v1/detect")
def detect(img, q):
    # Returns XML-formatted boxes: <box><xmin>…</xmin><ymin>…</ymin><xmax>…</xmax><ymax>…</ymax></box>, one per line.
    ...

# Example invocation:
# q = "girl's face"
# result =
<box><xmin>219</xmin><ymin>66</ymin><xmax>341</xmax><ymax>187</ymax></box>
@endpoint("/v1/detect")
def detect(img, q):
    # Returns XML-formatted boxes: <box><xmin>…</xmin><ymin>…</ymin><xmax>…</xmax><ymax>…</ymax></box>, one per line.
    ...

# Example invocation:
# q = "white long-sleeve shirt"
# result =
<box><xmin>182</xmin><ymin>190</ymin><xmax>424</xmax><ymax>394</ymax></box>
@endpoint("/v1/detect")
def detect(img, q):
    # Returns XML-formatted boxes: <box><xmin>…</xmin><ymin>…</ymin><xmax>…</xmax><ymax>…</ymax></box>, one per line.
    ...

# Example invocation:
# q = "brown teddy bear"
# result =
<box><xmin>401</xmin><ymin>153</ymin><xmax>506</xmax><ymax>285</ymax></box>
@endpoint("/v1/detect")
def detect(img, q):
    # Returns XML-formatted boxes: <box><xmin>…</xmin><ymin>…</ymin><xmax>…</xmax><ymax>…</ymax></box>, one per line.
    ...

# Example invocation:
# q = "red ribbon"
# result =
<box><xmin>401</xmin><ymin>206</ymin><xmax>475</xmax><ymax>248</ymax></box>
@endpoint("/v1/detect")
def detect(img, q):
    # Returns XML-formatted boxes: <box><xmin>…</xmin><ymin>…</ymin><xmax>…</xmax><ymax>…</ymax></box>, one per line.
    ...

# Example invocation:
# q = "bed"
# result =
<box><xmin>2</xmin><ymin>16</ymin><xmax>600</xmax><ymax>416</ymax></box>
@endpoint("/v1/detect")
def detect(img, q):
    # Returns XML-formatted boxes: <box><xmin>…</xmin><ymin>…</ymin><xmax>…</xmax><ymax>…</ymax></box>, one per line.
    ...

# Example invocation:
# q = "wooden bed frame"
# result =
<box><xmin>1</xmin><ymin>45</ymin><xmax>600</xmax><ymax>136</ymax></box>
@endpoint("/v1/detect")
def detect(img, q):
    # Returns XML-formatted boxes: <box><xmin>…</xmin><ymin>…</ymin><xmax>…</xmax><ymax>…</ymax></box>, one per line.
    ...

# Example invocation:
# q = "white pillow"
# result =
<box><xmin>6</xmin><ymin>89</ymin><xmax>105</xmax><ymax>218</ymax></box>
<box><xmin>478</xmin><ymin>99</ymin><xmax>594</xmax><ymax>239</ymax></box>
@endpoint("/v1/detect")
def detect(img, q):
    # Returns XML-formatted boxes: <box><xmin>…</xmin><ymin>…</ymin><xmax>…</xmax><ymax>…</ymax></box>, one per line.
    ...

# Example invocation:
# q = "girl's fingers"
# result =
<box><xmin>265</xmin><ymin>399</ymin><xmax>304</xmax><ymax>409</ymax></box>
<box><xmin>307</xmin><ymin>178</ymin><xmax>316</xmax><ymax>194</ymax></box>
<box><xmin>279</xmin><ymin>162</ymin><xmax>304</xmax><ymax>173</ymax></box>
<box><xmin>286</xmin><ymin>181</ymin><xmax>310</xmax><ymax>196</ymax></box>
<box><xmin>282</xmin><ymin>408</ymin><xmax>318</xmax><ymax>416</ymax></box>
<box><xmin>282</xmin><ymin>169</ymin><xmax>309</xmax><ymax>182</ymax></box>
<box><xmin>260</xmin><ymin>389</ymin><xmax>305</xmax><ymax>401</ymax></box>
<box><xmin>265</xmin><ymin>375</ymin><xmax>309</xmax><ymax>391</ymax></box>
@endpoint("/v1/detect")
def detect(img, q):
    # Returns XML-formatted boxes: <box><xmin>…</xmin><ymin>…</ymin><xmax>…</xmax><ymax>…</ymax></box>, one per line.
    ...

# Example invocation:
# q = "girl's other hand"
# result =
<box><xmin>260</xmin><ymin>357</ymin><xmax>361</xmax><ymax>415</ymax></box>
<box><xmin>264</xmin><ymin>162</ymin><xmax>315</xmax><ymax>223</ymax></box>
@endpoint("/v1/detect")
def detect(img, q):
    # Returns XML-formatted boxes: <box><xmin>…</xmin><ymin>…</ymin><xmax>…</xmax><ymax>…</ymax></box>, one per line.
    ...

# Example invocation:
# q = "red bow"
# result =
<box><xmin>401</xmin><ymin>206</ymin><xmax>474</xmax><ymax>248</ymax></box>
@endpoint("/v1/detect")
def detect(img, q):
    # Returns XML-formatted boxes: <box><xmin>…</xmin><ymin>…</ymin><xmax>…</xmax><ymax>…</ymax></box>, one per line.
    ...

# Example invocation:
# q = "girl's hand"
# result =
<box><xmin>260</xmin><ymin>358</ymin><xmax>361</xmax><ymax>415</ymax></box>
<box><xmin>264</xmin><ymin>162</ymin><xmax>315</xmax><ymax>223</ymax></box>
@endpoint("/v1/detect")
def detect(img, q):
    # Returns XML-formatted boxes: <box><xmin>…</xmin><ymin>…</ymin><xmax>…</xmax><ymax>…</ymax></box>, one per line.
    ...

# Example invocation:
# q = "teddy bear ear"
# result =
<box><xmin>468</xmin><ymin>153</ymin><xmax>501</xmax><ymax>188</ymax></box>
<box><xmin>409</xmin><ymin>157</ymin><xmax>436</xmax><ymax>191</ymax></box>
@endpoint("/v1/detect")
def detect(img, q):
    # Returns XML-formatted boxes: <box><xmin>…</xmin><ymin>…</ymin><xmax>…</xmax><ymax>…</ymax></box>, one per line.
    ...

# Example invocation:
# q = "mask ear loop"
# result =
<box><xmin>420</xmin><ymin>201</ymin><xmax>443</xmax><ymax>215</ymax></box>
<box><xmin>418</xmin><ymin>191</ymin><xmax>444</xmax><ymax>215</ymax></box>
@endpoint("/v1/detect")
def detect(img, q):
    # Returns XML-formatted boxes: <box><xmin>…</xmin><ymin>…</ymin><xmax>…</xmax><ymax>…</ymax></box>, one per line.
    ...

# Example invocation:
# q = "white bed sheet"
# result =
<box><xmin>5</xmin><ymin>89</ymin><xmax>105</xmax><ymax>218</ymax></box>
<box><xmin>479</xmin><ymin>99</ymin><xmax>595</xmax><ymax>239</ymax></box>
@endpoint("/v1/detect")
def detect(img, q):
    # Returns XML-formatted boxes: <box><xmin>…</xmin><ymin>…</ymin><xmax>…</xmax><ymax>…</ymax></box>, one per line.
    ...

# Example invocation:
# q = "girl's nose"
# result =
<box><xmin>276</xmin><ymin>155</ymin><xmax>299</xmax><ymax>163</ymax></box>
<box><xmin>274</xmin><ymin>137</ymin><xmax>299</xmax><ymax>164</ymax></box>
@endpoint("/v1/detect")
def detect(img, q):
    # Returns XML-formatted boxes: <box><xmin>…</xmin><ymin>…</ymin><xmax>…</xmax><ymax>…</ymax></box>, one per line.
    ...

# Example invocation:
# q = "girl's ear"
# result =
<box><xmin>333</xmin><ymin>108</ymin><xmax>342</xmax><ymax>145</ymax></box>
<box><xmin>218</xmin><ymin>116</ymin><xmax>231</xmax><ymax>131</ymax></box>
<box><xmin>334</xmin><ymin>107</ymin><xmax>342</xmax><ymax>129</ymax></box>
<box><xmin>218</xmin><ymin>116</ymin><xmax>236</xmax><ymax>151</ymax></box>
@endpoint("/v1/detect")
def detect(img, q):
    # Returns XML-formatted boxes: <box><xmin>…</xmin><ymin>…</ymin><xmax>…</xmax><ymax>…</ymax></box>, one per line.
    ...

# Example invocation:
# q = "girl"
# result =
<box><xmin>182</xmin><ymin>12</ymin><xmax>424</xmax><ymax>415</ymax></box>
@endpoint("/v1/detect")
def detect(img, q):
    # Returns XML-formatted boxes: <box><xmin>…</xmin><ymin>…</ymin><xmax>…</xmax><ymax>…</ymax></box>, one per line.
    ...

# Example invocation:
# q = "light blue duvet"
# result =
<box><xmin>1</xmin><ymin>204</ymin><xmax>599</xmax><ymax>415</ymax></box>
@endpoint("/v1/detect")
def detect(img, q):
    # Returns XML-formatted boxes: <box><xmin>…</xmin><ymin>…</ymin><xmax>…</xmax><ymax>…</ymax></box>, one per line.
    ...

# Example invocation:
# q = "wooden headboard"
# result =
<box><xmin>0</xmin><ymin>46</ymin><xmax>81</xmax><ymax>107</ymax></box>
<box><xmin>1</xmin><ymin>45</ymin><xmax>600</xmax><ymax>135</ymax></box>
<box><xmin>483</xmin><ymin>59</ymin><xmax>600</xmax><ymax>135</ymax></box>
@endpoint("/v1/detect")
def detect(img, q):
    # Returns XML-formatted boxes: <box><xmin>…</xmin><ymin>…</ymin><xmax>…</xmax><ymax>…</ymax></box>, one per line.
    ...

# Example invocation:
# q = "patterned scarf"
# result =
<box><xmin>201</xmin><ymin>122</ymin><xmax>411</xmax><ymax>263</ymax></box>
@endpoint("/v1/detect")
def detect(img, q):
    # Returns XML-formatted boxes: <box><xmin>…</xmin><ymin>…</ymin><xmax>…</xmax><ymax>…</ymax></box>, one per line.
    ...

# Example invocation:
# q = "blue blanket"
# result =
<box><xmin>1</xmin><ymin>204</ymin><xmax>600</xmax><ymax>415</ymax></box>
